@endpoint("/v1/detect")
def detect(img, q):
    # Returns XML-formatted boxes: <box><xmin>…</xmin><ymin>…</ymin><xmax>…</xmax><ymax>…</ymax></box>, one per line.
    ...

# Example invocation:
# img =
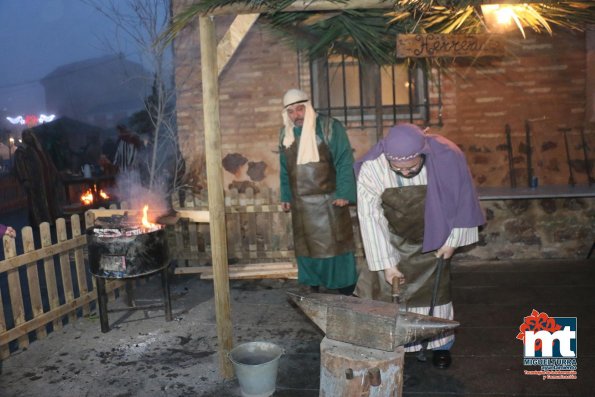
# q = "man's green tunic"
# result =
<box><xmin>280</xmin><ymin>116</ymin><xmax>357</xmax><ymax>289</ymax></box>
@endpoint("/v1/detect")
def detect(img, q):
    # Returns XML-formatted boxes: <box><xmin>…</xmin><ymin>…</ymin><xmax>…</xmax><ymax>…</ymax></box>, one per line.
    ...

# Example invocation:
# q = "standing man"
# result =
<box><xmin>14</xmin><ymin>129</ymin><xmax>65</xmax><ymax>226</ymax></box>
<box><xmin>279</xmin><ymin>88</ymin><xmax>357</xmax><ymax>295</ymax></box>
<box><xmin>354</xmin><ymin>123</ymin><xmax>485</xmax><ymax>369</ymax></box>
<box><xmin>113</xmin><ymin>124</ymin><xmax>143</xmax><ymax>173</ymax></box>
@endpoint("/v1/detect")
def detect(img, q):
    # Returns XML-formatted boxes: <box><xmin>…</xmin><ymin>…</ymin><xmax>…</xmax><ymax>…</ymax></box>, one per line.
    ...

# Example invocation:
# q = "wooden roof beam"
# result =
<box><xmin>199</xmin><ymin>0</ymin><xmax>395</xmax><ymax>16</ymax></box>
<box><xmin>217</xmin><ymin>14</ymin><xmax>260</xmax><ymax>75</ymax></box>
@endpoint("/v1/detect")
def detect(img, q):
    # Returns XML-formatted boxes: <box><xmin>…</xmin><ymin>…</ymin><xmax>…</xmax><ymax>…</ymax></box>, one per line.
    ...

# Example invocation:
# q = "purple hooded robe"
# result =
<box><xmin>354</xmin><ymin>124</ymin><xmax>485</xmax><ymax>252</ymax></box>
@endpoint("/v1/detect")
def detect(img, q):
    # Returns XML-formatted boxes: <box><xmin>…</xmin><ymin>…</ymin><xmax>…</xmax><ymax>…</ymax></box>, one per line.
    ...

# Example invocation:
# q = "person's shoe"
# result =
<box><xmin>432</xmin><ymin>350</ymin><xmax>452</xmax><ymax>369</ymax></box>
<box><xmin>337</xmin><ymin>284</ymin><xmax>356</xmax><ymax>296</ymax></box>
<box><xmin>309</xmin><ymin>285</ymin><xmax>320</xmax><ymax>293</ymax></box>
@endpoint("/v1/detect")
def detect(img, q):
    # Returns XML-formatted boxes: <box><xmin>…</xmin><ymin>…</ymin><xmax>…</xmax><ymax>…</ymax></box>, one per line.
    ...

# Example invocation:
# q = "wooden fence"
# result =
<box><xmin>0</xmin><ymin>213</ymin><xmax>123</xmax><ymax>360</ymax></box>
<box><xmin>0</xmin><ymin>188</ymin><xmax>363</xmax><ymax>359</ymax></box>
<box><xmin>171</xmin><ymin>186</ymin><xmax>363</xmax><ymax>278</ymax></box>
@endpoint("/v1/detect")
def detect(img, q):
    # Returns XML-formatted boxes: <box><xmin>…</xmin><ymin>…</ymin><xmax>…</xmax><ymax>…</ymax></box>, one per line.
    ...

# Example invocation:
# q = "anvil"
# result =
<box><xmin>287</xmin><ymin>292</ymin><xmax>459</xmax><ymax>352</ymax></box>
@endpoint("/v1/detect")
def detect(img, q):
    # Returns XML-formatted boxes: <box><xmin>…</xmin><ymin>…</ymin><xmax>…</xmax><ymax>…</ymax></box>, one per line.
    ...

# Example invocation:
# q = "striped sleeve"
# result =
<box><xmin>444</xmin><ymin>227</ymin><xmax>479</xmax><ymax>248</ymax></box>
<box><xmin>357</xmin><ymin>160</ymin><xmax>400</xmax><ymax>271</ymax></box>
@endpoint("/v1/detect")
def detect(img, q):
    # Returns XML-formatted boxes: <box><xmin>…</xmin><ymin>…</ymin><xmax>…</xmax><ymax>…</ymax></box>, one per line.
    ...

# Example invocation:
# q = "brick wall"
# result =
<box><xmin>173</xmin><ymin>5</ymin><xmax>300</xmax><ymax>194</ymax></box>
<box><xmin>173</xmin><ymin>6</ymin><xmax>593</xmax><ymax>193</ymax></box>
<box><xmin>436</xmin><ymin>31</ymin><xmax>593</xmax><ymax>188</ymax></box>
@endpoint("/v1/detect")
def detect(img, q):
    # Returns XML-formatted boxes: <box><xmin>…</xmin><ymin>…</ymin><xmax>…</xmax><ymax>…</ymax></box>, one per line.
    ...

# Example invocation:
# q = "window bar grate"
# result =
<box><xmin>341</xmin><ymin>54</ymin><xmax>348</xmax><ymax>123</ymax></box>
<box><xmin>423</xmin><ymin>67</ymin><xmax>430</xmax><ymax>125</ymax></box>
<box><xmin>325</xmin><ymin>57</ymin><xmax>331</xmax><ymax>118</ymax></box>
<box><xmin>437</xmin><ymin>68</ymin><xmax>443</xmax><ymax>126</ymax></box>
<box><xmin>358</xmin><ymin>61</ymin><xmax>364</xmax><ymax>126</ymax></box>
<box><xmin>407</xmin><ymin>65</ymin><xmax>414</xmax><ymax>124</ymax></box>
<box><xmin>391</xmin><ymin>65</ymin><xmax>398</xmax><ymax>125</ymax></box>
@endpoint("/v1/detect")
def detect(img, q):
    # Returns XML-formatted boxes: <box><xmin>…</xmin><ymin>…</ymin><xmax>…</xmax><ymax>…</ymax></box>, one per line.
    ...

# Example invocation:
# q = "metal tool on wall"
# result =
<box><xmin>505</xmin><ymin>124</ymin><xmax>515</xmax><ymax>188</ymax></box>
<box><xmin>560</xmin><ymin>127</ymin><xmax>576</xmax><ymax>186</ymax></box>
<box><xmin>579</xmin><ymin>127</ymin><xmax>593</xmax><ymax>185</ymax></box>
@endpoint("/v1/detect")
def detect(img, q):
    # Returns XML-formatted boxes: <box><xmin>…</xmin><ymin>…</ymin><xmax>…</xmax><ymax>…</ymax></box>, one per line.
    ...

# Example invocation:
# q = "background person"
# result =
<box><xmin>14</xmin><ymin>129</ymin><xmax>65</xmax><ymax>226</ymax></box>
<box><xmin>113</xmin><ymin>124</ymin><xmax>143</xmax><ymax>173</ymax></box>
<box><xmin>279</xmin><ymin>88</ymin><xmax>357</xmax><ymax>295</ymax></box>
<box><xmin>0</xmin><ymin>224</ymin><xmax>16</xmax><ymax>239</ymax></box>
<box><xmin>354</xmin><ymin>123</ymin><xmax>485</xmax><ymax>369</ymax></box>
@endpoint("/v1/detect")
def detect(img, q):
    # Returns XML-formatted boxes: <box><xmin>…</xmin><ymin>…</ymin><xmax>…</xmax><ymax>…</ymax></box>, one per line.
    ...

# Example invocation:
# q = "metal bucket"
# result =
<box><xmin>228</xmin><ymin>341</ymin><xmax>284</xmax><ymax>397</ymax></box>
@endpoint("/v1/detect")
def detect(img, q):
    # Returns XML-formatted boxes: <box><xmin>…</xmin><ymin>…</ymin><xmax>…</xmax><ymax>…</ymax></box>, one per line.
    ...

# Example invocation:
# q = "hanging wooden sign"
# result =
<box><xmin>396</xmin><ymin>33</ymin><xmax>505</xmax><ymax>58</ymax></box>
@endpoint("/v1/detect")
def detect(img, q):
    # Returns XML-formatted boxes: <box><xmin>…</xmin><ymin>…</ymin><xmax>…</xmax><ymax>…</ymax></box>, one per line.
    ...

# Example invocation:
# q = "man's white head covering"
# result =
<box><xmin>282</xmin><ymin>88</ymin><xmax>319</xmax><ymax>164</ymax></box>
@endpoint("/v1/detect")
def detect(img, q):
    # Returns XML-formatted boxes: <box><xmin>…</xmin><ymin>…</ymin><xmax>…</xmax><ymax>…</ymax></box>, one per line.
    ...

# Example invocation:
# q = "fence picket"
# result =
<box><xmin>22</xmin><ymin>226</ymin><xmax>46</xmax><ymax>340</ymax></box>
<box><xmin>188</xmin><ymin>219</ymin><xmax>199</xmax><ymax>263</ymax></box>
<box><xmin>40</xmin><ymin>222</ymin><xmax>62</xmax><ymax>331</ymax></box>
<box><xmin>1</xmin><ymin>237</ymin><xmax>13</xmax><ymax>357</ymax></box>
<box><xmin>4</xmin><ymin>233</ymin><xmax>28</xmax><ymax>349</ymax></box>
<box><xmin>254</xmin><ymin>188</ymin><xmax>266</xmax><ymax>260</ymax></box>
<box><xmin>245</xmin><ymin>188</ymin><xmax>257</xmax><ymax>259</ymax></box>
<box><xmin>71</xmin><ymin>215</ymin><xmax>90</xmax><ymax>316</ymax></box>
<box><xmin>227</xmin><ymin>189</ymin><xmax>241</xmax><ymax>260</ymax></box>
<box><xmin>0</xmin><ymin>289</ymin><xmax>5</xmax><ymax>358</ymax></box>
<box><xmin>56</xmin><ymin>219</ymin><xmax>75</xmax><ymax>322</ymax></box>
<box><xmin>178</xmin><ymin>219</ymin><xmax>189</xmax><ymax>264</ymax></box>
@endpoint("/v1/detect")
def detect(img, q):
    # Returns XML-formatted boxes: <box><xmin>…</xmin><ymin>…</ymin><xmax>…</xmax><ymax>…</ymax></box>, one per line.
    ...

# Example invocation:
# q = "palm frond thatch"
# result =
<box><xmin>160</xmin><ymin>0</ymin><xmax>595</xmax><ymax>65</ymax></box>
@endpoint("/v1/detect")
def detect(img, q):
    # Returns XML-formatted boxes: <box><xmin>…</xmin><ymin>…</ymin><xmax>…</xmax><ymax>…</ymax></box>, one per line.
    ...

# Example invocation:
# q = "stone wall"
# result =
<box><xmin>457</xmin><ymin>197</ymin><xmax>595</xmax><ymax>261</ymax></box>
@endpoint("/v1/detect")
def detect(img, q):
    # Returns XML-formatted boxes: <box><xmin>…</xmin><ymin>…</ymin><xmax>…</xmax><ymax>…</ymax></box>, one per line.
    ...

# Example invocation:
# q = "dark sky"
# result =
<box><xmin>0</xmin><ymin>0</ymin><xmax>140</xmax><ymax>116</ymax></box>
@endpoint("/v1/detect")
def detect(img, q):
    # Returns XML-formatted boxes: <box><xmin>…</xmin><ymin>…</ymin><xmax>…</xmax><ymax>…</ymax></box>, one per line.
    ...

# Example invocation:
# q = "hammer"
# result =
<box><xmin>392</xmin><ymin>275</ymin><xmax>406</xmax><ymax>312</ymax></box>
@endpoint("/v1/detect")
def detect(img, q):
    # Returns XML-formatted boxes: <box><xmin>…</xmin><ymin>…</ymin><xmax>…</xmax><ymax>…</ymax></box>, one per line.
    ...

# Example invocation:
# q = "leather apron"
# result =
<box><xmin>283</xmin><ymin>136</ymin><xmax>354</xmax><ymax>258</ymax></box>
<box><xmin>355</xmin><ymin>185</ymin><xmax>451</xmax><ymax>307</ymax></box>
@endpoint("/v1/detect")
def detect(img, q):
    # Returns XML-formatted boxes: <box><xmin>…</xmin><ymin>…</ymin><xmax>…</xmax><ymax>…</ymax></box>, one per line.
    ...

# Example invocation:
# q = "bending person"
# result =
<box><xmin>354</xmin><ymin>123</ymin><xmax>485</xmax><ymax>369</ymax></box>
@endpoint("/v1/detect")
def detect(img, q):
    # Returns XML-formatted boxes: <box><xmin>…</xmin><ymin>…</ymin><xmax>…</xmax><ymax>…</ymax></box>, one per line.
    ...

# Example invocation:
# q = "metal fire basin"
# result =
<box><xmin>87</xmin><ymin>225</ymin><xmax>169</xmax><ymax>279</ymax></box>
<box><xmin>87</xmin><ymin>219</ymin><xmax>173</xmax><ymax>333</ymax></box>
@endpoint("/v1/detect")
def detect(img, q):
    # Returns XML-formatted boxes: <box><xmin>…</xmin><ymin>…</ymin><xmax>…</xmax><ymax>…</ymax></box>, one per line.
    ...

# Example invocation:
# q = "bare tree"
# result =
<box><xmin>81</xmin><ymin>0</ymin><xmax>187</xmax><ymax>200</ymax></box>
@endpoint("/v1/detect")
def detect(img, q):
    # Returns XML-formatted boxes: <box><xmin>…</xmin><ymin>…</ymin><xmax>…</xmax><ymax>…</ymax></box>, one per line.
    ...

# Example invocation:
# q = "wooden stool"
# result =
<box><xmin>320</xmin><ymin>337</ymin><xmax>405</xmax><ymax>397</ymax></box>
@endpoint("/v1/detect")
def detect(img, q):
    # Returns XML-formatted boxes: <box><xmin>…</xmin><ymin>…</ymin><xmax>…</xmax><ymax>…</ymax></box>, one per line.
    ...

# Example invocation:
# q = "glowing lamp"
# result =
<box><xmin>481</xmin><ymin>4</ymin><xmax>527</xmax><ymax>35</ymax></box>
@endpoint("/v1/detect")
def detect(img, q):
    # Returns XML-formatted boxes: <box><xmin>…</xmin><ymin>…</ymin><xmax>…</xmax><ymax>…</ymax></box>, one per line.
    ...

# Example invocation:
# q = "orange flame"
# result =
<box><xmin>79</xmin><ymin>185</ymin><xmax>110</xmax><ymax>206</ymax></box>
<box><xmin>141</xmin><ymin>205</ymin><xmax>157</xmax><ymax>229</ymax></box>
<box><xmin>80</xmin><ymin>189</ymin><xmax>94</xmax><ymax>205</ymax></box>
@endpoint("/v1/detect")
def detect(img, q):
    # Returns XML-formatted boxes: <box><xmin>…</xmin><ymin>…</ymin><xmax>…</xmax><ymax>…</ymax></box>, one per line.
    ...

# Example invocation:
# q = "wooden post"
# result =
<box><xmin>200</xmin><ymin>15</ymin><xmax>234</xmax><ymax>379</ymax></box>
<box><xmin>320</xmin><ymin>337</ymin><xmax>405</xmax><ymax>397</ymax></box>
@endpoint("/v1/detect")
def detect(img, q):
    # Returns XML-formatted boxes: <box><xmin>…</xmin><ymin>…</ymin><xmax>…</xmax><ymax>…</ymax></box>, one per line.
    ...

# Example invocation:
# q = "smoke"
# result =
<box><xmin>113</xmin><ymin>170</ymin><xmax>170</xmax><ymax>220</ymax></box>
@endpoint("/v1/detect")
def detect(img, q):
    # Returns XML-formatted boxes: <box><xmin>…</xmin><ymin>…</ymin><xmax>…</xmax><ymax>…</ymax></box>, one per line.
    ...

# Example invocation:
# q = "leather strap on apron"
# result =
<box><xmin>283</xmin><ymin>134</ymin><xmax>354</xmax><ymax>258</ymax></box>
<box><xmin>355</xmin><ymin>185</ymin><xmax>451</xmax><ymax>307</ymax></box>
